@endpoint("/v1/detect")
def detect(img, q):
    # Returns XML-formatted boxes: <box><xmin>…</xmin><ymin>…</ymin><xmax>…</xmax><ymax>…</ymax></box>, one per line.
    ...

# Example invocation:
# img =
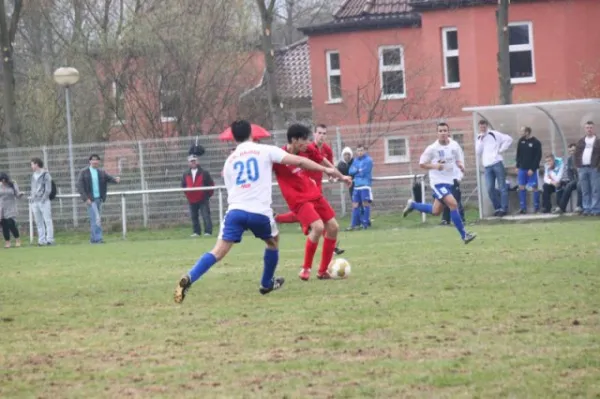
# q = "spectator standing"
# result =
<box><xmin>182</xmin><ymin>154</ymin><xmax>214</xmax><ymax>237</ymax></box>
<box><xmin>77</xmin><ymin>154</ymin><xmax>121</xmax><ymax>244</ymax></box>
<box><xmin>337</xmin><ymin>146</ymin><xmax>355</xmax><ymax>199</ymax></box>
<box><xmin>515</xmin><ymin>126</ymin><xmax>542</xmax><ymax>214</ymax></box>
<box><xmin>541</xmin><ymin>154</ymin><xmax>565</xmax><ymax>213</ymax></box>
<box><xmin>556</xmin><ymin>143</ymin><xmax>583</xmax><ymax>213</ymax></box>
<box><xmin>574</xmin><ymin>121</ymin><xmax>600</xmax><ymax>216</ymax></box>
<box><xmin>0</xmin><ymin>173</ymin><xmax>24</xmax><ymax>248</ymax></box>
<box><xmin>348</xmin><ymin>143</ymin><xmax>373</xmax><ymax>230</ymax></box>
<box><xmin>476</xmin><ymin>120</ymin><xmax>513</xmax><ymax>216</ymax></box>
<box><xmin>30</xmin><ymin>158</ymin><xmax>55</xmax><ymax>246</ymax></box>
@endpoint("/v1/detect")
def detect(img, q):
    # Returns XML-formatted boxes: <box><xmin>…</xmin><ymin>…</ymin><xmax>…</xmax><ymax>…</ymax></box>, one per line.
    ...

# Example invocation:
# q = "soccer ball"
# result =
<box><xmin>328</xmin><ymin>258</ymin><xmax>351</xmax><ymax>279</ymax></box>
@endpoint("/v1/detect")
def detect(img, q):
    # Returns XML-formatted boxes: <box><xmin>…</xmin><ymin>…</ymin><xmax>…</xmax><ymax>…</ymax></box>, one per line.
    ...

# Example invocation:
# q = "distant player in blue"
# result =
<box><xmin>403</xmin><ymin>122</ymin><xmax>476</xmax><ymax>244</ymax></box>
<box><xmin>516</xmin><ymin>126</ymin><xmax>542</xmax><ymax>213</ymax></box>
<box><xmin>174</xmin><ymin>120</ymin><xmax>337</xmax><ymax>303</ymax></box>
<box><xmin>348</xmin><ymin>143</ymin><xmax>373</xmax><ymax>230</ymax></box>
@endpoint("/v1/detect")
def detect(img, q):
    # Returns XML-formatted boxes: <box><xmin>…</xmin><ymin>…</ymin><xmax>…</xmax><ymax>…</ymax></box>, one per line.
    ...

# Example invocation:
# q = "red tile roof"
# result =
<box><xmin>334</xmin><ymin>0</ymin><xmax>413</xmax><ymax>19</ymax></box>
<box><xmin>274</xmin><ymin>39</ymin><xmax>312</xmax><ymax>100</ymax></box>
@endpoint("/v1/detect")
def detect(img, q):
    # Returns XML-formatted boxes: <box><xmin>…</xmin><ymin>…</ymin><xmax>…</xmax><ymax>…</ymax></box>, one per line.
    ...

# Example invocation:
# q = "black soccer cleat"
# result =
<box><xmin>334</xmin><ymin>244</ymin><xmax>345</xmax><ymax>256</ymax></box>
<box><xmin>463</xmin><ymin>232</ymin><xmax>477</xmax><ymax>245</ymax></box>
<box><xmin>174</xmin><ymin>275</ymin><xmax>191</xmax><ymax>304</ymax></box>
<box><xmin>259</xmin><ymin>277</ymin><xmax>285</xmax><ymax>295</ymax></box>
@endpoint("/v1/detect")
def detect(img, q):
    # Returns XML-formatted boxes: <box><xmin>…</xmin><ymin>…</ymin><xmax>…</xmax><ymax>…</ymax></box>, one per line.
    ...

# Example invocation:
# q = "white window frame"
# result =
<box><xmin>326</xmin><ymin>51</ymin><xmax>342</xmax><ymax>103</ymax></box>
<box><xmin>508</xmin><ymin>21</ymin><xmax>536</xmax><ymax>84</ymax></box>
<box><xmin>384</xmin><ymin>136</ymin><xmax>410</xmax><ymax>164</ymax></box>
<box><xmin>111</xmin><ymin>80</ymin><xmax>126</xmax><ymax>125</ymax></box>
<box><xmin>379</xmin><ymin>45</ymin><xmax>406</xmax><ymax>100</ymax></box>
<box><xmin>441</xmin><ymin>27</ymin><xmax>460</xmax><ymax>88</ymax></box>
<box><xmin>159</xmin><ymin>75</ymin><xmax>178</xmax><ymax>123</ymax></box>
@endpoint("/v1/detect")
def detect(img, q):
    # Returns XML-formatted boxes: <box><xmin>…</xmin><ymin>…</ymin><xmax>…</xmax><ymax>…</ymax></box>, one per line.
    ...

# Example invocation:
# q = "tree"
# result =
<box><xmin>496</xmin><ymin>0</ymin><xmax>513</xmax><ymax>104</ymax></box>
<box><xmin>0</xmin><ymin>0</ymin><xmax>23</xmax><ymax>147</ymax></box>
<box><xmin>255</xmin><ymin>0</ymin><xmax>287</xmax><ymax>130</ymax></box>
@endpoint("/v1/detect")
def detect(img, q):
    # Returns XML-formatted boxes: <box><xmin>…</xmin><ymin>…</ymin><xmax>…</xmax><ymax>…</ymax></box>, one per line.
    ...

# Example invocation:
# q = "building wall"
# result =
<box><xmin>308</xmin><ymin>0</ymin><xmax>600</xmax><ymax>128</ymax></box>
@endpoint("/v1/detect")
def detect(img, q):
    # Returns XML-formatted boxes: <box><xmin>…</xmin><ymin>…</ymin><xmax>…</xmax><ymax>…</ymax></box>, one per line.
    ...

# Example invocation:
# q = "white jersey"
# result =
<box><xmin>223</xmin><ymin>141</ymin><xmax>288</xmax><ymax>216</ymax></box>
<box><xmin>419</xmin><ymin>139</ymin><xmax>465</xmax><ymax>187</ymax></box>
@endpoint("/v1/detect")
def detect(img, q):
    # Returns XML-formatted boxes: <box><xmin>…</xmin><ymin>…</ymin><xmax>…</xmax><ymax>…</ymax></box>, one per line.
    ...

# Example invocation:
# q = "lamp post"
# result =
<box><xmin>53</xmin><ymin>67</ymin><xmax>80</xmax><ymax>227</ymax></box>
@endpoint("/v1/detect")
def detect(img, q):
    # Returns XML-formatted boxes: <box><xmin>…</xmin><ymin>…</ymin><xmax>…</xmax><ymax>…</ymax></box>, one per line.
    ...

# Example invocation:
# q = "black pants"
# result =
<box><xmin>1</xmin><ymin>218</ymin><xmax>20</xmax><ymax>240</ymax></box>
<box><xmin>542</xmin><ymin>183</ymin><xmax>564</xmax><ymax>213</ymax></box>
<box><xmin>190</xmin><ymin>201</ymin><xmax>212</xmax><ymax>235</ymax></box>
<box><xmin>442</xmin><ymin>180</ymin><xmax>465</xmax><ymax>223</ymax></box>
<box><xmin>558</xmin><ymin>180</ymin><xmax>583</xmax><ymax>211</ymax></box>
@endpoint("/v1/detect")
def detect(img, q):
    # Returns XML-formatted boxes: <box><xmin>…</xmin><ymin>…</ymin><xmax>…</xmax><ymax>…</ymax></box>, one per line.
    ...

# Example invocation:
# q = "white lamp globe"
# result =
<box><xmin>53</xmin><ymin>67</ymin><xmax>80</xmax><ymax>86</ymax></box>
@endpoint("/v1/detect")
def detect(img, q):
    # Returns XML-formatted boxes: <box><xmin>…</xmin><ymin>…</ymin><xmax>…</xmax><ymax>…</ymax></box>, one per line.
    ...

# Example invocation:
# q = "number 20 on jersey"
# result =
<box><xmin>234</xmin><ymin>157</ymin><xmax>260</xmax><ymax>187</ymax></box>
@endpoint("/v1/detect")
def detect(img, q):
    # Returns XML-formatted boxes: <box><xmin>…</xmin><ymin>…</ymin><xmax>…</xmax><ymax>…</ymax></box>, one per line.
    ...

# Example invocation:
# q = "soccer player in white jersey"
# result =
<box><xmin>174</xmin><ymin>120</ymin><xmax>339</xmax><ymax>303</ymax></box>
<box><xmin>403</xmin><ymin>122</ymin><xmax>477</xmax><ymax>244</ymax></box>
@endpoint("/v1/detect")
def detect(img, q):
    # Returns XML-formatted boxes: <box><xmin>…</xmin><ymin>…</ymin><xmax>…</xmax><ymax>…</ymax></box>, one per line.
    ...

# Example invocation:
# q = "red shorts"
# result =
<box><xmin>294</xmin><ymin>197</ymin><xmax>336</xmax><ymax>235</ymax></box>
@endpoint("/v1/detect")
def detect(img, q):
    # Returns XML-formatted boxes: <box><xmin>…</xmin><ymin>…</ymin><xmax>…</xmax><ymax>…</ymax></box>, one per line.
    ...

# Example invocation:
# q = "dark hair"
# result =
<box><xmin>568</xmin><ymin>143</ymin><xmax>577</xmax><ymax>149</ymax></box>
<box><xmin>315</xmin><ymin>124</ymin><xmax>327</xmax><ymax>130</ymax></box>
<box><xmin>478</xmin><ymin>119</ymin><xmax>488</xmax><ymax>126</ymax></box>
<box><xmin>585</xmin><ymin>120</ymin><xmax>594</xmax><ymax>125</ymax></box>
<box><xmin>523</xmin><ymin>126</ymin><xmax>532</xmax><ymax>135</ymax></box>
<box><xmin>230</xmin><ymin>120</ymin><xmax>251</xmax><ymax>143</ymax></box>
<box><xmin>89</xmin><ymin>154</ymin><xmax>101</xmax><ymax>161</ymax></box>
<box><xmin>31</xmin><ymin>157</ymin><xmax>44</xmax><ymax>168</ymax></box>
<box><xmin>287</xmin><ymin>124</ymin><xmax>311</xmax><ymax>143</ymax></box>
<box><xmin>437</xmin><ymin>122</ymin><xmax>449</xmax><ymax>129</ymax></box>
<box><xmin>357</xmin><ymin>143</ymin><xmax>365</xmax><ymax>149</ymax></box>
<box><xmin>545</xmin><ymin>153</ymin><xmax>555</xmax><ymax>159</ymax></box>
<box><xmin>0</xmin><ymin>172</ymin><xmax>17</xmax><ymax>195</ymax></box>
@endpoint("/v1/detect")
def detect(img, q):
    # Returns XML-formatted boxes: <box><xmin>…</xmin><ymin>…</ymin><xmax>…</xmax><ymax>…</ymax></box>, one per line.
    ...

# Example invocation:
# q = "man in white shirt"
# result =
<box><xmin>174</xmin><ymin>120</ymin><xmax>343</xmax><ymax>303</ymax></box>
<box><xmin>475</xmin><ymin>120</ymin><xmax>513</xmax><ymax>216</ymax></box>
<box><xmin>403</xmin><ymin>122</ymin><xmax>476</xmax><ymax>244</ymax></box>
<box><xmin>574</xmin><ymin>121</ymin><xmax>600</xmax><ymax>215</ymax></box>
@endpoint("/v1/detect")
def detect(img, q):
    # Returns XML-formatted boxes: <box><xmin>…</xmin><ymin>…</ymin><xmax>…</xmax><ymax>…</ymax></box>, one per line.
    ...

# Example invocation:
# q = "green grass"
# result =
<box><xmin>1</xmin><ymin>215</ymin><xmax>600</xmax><ymax>398</ymax></box>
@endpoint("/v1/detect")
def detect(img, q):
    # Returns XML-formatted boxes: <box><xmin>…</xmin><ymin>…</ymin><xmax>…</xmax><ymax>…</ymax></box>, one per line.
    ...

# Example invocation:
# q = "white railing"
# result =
<box><xmin>27</xmin><ymin>174</ymin><xmax>426</xmax><ymax>243</ymax></box>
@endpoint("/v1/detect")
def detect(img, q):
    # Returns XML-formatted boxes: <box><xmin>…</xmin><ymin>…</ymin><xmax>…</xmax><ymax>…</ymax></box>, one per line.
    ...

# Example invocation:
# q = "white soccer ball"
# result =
<box><xmin>328</xmin><ymin>258</ymin><xmax>351</xmax><ymax>279</ymax></box>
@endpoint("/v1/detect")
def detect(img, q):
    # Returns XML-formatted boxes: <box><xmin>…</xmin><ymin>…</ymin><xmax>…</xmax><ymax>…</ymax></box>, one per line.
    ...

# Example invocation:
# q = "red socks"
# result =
<box><xmin>275</xmin><ymin>212</ymin><xmax>297</xmax><ymax>224</ymax></box>
<box><xmin>303</xmin><ymin>238</ymin><xmax>319</xmax><ymax>270</ymax></box>
<box><xmin>318</xmin><ymin>237</ymin><xmax>337</xmax><ymax>274</ymax></box>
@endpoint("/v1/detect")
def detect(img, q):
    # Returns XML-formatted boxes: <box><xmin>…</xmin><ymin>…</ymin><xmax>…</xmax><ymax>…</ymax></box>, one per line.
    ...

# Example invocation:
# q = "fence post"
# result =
<box><xmin>138</xmin><ymin>141</ymin><xmax>149</xmax><ymax>228</ymax></box>
<box><xmin>336</xmin><ymin>127</ymin><xmax>346</xmax><ymax>217</ymax></box>
<box><xmin>29</xmin><ymin>201</ymin><xmax>34</xmax><ymax>244</ymax></box>
<box><xmin>218</xmin><ymin>188</ymin><xmax>224</xmax><ymax>224</ymax></box>
<box><xmin>339</xmin><ymin>182</ymin><xmax>346</xmax><ymax>217</ymax></box>
<box><xmin>121</xmin><ymin>194</ymin><xmax>127</xmax><ymax>239</ymax></box>
<box><xmin>472</xmin><ymin>114</ymin><xmax>485</xmax><ymax>220</ymax></box>
<box><xmin>42</xmin><ymin>146</ymin><xmax>48</xmax><ymax>170</ymax></box>
<box><xmin>419</xmin><ymin>175</ymin><xmax>426</xmax><ymax>223</ymax></box>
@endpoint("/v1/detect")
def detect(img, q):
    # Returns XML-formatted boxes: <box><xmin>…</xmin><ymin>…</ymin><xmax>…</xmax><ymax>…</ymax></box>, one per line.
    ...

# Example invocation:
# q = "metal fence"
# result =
<box><xmin>0</xmin><ymin>114</ymin><xmax>589</xmax><ymax>235</ymax></box>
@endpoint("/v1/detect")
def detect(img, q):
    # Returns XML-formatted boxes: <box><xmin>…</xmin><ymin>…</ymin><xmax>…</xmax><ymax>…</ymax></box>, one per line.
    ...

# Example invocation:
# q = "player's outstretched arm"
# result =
<box><xmin>280</xmin><ymin>154</ymin><xmax>328</xmax><ymax>173</ymax></box>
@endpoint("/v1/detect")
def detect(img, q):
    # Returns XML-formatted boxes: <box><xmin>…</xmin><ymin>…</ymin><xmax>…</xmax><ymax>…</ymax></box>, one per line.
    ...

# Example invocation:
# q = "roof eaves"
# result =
<box><xmin>409</xmin><ymin>0</ymin><xmax>499</xmax><ymax>11</ymax></box>
<box><xmin>299</xmin><ymin>13</ymin><xmax>421</xmax><ymax>36</ymax></box>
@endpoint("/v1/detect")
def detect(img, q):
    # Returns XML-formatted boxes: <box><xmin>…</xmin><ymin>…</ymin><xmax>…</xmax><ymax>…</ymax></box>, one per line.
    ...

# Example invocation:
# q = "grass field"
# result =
<box><xmin>1</xmin><ymin>215</ymin><xmax>600</xmax><ymax>398</ymax></box>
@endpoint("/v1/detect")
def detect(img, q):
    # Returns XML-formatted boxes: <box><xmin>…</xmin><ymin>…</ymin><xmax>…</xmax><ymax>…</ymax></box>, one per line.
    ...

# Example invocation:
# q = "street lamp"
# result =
<box><xmin>53</xmin><ymin>67</ymin><xmax>80</xmax><ymax>227</ymax></box>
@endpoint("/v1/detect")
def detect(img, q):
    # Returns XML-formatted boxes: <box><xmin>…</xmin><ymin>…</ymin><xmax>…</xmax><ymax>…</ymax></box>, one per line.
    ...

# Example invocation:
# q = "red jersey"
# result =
<box><xmin>303</xmin><ymin>143</ymin><xmax>333</xmax><ymax>191</ymax></box>
<box><xmin>273</xmin><ymin>144</ymin><xmax>324</xmax><ymax>211</ymax></box>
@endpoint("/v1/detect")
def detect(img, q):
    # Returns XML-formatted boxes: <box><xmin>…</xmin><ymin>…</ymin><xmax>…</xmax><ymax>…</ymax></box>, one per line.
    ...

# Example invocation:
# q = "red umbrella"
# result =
<box><xmin>219</xmin><ymin>124</ymin><xmax>271</xmax><ymax>141</ymax></box>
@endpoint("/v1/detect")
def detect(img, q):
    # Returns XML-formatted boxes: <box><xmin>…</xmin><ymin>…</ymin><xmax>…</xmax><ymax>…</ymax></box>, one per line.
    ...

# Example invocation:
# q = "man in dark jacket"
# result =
<box><xmin>516</xmin><ymin>126</ymin><xmax>542</xmax><ymax>214</ymax></box>
<box><xmin>76</xmin><ymin>154</ymin><xmax>120</xmax><ymax>244</ymax></box>
<box><xmin>557</xmin><ymin>143</ymin><xmax>583</xmax><ymax>213</ymax></box>
<box><xmin>574</xmin><ymin>121</ymin><xmax>600</xmax><ymax>215</ymax></box>
<box><xmin>182</xmin><ymin>155</ymin><xmax>214</xmax><ymax>236</ymax></box>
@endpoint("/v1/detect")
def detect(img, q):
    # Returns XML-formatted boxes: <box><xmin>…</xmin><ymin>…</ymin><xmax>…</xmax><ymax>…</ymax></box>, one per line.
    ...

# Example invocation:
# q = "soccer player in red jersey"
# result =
<box><xmin>275</xmin><ymin>124</ymin><xmax>345</xmax><ymax>255</ymax></box>
<box><xmin>273</xmin><ymin>124</ymin><xmax>351</xmax><ymax>280</ymax></box>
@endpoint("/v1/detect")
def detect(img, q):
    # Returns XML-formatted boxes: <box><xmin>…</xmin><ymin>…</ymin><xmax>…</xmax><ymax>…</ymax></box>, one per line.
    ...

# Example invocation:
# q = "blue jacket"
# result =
<box><xmin>349</xmin><ymin>154</ymin><xmax>373</xmax><ymax>187</ymax></box>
